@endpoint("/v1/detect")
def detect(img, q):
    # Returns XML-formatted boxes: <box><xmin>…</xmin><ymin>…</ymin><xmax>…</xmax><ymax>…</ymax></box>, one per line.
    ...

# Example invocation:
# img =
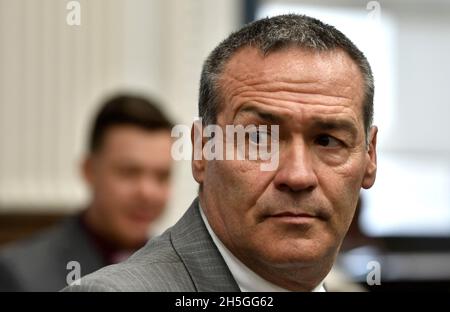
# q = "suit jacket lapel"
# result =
<box><xmin>170</xmin><ymin>198</ymin><xmax>240</xmax><ymax>292</ymax></box>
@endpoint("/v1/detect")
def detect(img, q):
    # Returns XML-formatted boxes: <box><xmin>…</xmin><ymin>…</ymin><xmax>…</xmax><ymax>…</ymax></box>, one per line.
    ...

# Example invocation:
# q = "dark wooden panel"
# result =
<box><xmin>0</xmin><ymin>212</ymin><xmax>67</xmax><ymax>246</ymax></box>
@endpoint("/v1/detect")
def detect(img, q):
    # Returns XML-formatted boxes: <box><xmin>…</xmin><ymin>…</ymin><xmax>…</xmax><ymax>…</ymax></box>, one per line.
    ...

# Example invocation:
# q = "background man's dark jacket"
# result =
<box><xmin>0</xmin><ymin>216</ymin><xmax>105</xmax><ymax>291</ymax></box>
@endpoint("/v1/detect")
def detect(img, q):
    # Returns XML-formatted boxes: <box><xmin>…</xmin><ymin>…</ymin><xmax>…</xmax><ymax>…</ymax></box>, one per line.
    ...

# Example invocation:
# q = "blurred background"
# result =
<box><xmin>0</xmin><ymin>0</ymin><xmax>449</xmax><ymax>291</ymax></box>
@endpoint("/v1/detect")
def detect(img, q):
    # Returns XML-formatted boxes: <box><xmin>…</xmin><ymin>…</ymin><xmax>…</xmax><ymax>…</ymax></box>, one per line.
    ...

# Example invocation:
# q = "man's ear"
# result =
<box><xmin>362</xmin><ymin>126</ymin><xmax>378</xmax><ymax>189</ymax></box>
<box><xmin>191</xmin><ymin>120</ymin><xmax>205</xmax><ymax>185</ymax></box>
<box><xmin>81</xmin><ymin>155</ymin><xmax>95</xmax><ymax>188</ymax></box>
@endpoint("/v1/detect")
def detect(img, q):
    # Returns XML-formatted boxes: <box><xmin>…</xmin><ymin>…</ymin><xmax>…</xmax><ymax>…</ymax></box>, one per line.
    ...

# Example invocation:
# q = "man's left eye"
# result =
<box><xmin>315</xmin><ymin>135</ymin><xmax>342</xmax><ymax>148</ymax></box>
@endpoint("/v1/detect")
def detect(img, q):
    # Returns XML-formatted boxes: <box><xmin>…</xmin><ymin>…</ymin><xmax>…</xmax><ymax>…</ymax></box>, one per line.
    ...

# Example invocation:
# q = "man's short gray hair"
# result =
<box><xmin>198</xmin><ymin>14</ymin><xmax>374</xmax><ymax>137</ymax></box>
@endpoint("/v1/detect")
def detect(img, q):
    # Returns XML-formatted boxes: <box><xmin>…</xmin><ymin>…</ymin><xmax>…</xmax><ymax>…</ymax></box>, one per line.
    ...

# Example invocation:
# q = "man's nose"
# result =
<box><xmin>273</xmin><ymin>138</ymin><xmax>318</xmax><ymax>193</ymax></box>
<box><xmin>136</xmin><ymin>176</ymin><xmax>164</xmax><ymax>201</ymax></box>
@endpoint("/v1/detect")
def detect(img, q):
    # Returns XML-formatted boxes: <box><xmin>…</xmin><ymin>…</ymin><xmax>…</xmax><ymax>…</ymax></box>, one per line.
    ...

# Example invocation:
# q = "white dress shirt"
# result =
<box><xmin>199</xmin><ymin>205</ymin><xmax>325</xmax><ymax>292</ymax></box>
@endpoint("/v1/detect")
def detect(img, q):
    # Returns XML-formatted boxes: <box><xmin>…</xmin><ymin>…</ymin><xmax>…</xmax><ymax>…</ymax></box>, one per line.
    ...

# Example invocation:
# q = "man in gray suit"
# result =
<box><xmin>64</xmin><ymin>14</ymin><xmax>378</xmax><ymax>292</ymax></box>
<box><xmin>0</xmin><ymin>95</ymin><xmax>174</xmax><ymax>291</ymax></box>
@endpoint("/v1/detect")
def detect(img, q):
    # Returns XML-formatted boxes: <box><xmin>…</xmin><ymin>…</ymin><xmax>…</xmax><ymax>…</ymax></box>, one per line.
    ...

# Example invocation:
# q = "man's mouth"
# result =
<box><xmin>128</xmin><ymin>209</ymin><xmax>155</xmax><ymax>223</ymax></box>
<box><xmin>272</xmin><ymin>211</ymin><xmax>315</xmax><ymax>218</ymax></box>
<box><xmin>268</xmin><ymin>211</ymin><xmax>319</xmax><ymax>224</ymax></box>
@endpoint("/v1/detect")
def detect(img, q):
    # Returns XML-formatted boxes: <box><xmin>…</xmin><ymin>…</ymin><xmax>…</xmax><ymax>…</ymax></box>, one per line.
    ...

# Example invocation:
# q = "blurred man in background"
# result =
<box><xmin>0</xmin><ymin>94</ymin><xmax>174</xmax><ymax>291</ymax></box>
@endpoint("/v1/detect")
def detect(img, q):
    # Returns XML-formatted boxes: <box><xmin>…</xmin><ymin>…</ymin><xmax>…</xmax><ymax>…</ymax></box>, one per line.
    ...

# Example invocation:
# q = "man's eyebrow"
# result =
<box><xmin>235</xmin><ymin>106</ymin><xmax>359</xmax><ymax>136</ymax></box>
<box><xmin>235</xmin><ymin>106</ymin><xmax>282</xmax><ymax>123</ymax></box>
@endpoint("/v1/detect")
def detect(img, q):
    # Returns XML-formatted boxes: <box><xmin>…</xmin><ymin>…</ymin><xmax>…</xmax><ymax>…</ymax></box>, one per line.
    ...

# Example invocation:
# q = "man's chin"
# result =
<box><xmin>115</xmin><ymin>225</ymin><xmax>149</xmax><ymax>249</ymax></box>
<box><xmin>256</xmin><ymin>240</ymin><xmax>333</xmax><ymax>267</ymax></box>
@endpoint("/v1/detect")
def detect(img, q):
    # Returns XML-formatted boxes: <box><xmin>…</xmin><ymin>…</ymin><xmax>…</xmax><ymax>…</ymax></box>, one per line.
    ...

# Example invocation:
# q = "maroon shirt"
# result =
<box><xmin>78</xmin><ymin>212</ymin><xmax>147</xmax><ymax>265</ymax></box>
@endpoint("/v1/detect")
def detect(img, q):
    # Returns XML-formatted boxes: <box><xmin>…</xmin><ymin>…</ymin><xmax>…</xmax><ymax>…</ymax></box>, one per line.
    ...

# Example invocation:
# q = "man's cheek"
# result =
<box><xmin>232</xmin><ymin>164</ymin><xmax>271</xmax><ymax>199</ymax></box>
<box><xmin>330</xmin><ymin>194</ymin><xmax>358</xmax><ymax>235</ymax></box>
<box><xmin>214</xmin><ymin>161</ymin><xmax>245</xmax><ymax>187</ymax></box>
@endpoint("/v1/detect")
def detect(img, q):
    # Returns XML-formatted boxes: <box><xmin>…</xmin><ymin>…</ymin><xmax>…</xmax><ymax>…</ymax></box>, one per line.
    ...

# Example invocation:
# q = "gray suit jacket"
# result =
<box><xmin>63</xmin><ymin>198</ymin><xmax>240</xmax><ymax>291</ymax></box>
<box><xmin>0</xmin><ymin>215</ymin><xmax>105</xmax><ymax>292</ymax></box>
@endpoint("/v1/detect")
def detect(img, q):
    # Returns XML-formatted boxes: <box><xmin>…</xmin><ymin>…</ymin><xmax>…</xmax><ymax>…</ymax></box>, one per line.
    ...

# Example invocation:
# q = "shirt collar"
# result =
<box><xmin>199</xmin><ymin>205</ymin><xmax>325</xmax><ymax>292</ymax></box>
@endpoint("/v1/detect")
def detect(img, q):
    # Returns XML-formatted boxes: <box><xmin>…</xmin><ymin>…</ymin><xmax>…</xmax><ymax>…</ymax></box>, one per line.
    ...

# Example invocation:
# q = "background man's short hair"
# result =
<box><xmin>89</xmin><ymin>94</ymin><xmax>173</xmax><ymax>153</ymax></box>
<box><xmin>199</xmin><ymin>14</ymin><xmax>374</xmax><ymax>136</ymax></box>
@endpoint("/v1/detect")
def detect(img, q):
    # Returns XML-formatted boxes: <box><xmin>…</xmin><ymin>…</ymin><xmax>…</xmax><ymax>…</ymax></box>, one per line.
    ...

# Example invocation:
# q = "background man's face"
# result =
<box><xmin>84</xmin><ymin>126</ymin><xmax>172</xmax><ymax>248</ymax></box>
<box><xmin>193</xmin><ymin>46</ymin><xmax>377</xmax><ymax>289</ymax></box>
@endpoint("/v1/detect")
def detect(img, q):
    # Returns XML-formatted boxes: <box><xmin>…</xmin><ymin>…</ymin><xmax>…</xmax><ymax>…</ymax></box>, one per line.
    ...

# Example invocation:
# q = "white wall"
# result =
<box><xmin>391</xmin><ymin>7</ymin><xmax>450</xmax><ymax>152</ymax></box>
<box><xmin>1</xmin><ymin>0</ymin><xmax>127</xmax><ymax>210</ymax></box>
